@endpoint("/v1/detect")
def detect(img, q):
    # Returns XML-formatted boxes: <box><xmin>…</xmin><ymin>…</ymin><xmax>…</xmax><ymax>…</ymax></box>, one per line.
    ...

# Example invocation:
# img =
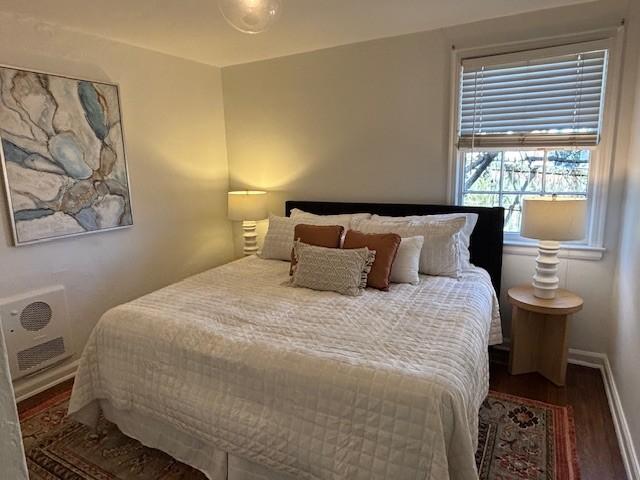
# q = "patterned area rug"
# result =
<box><xmin>20</xmin><ymin>388</ymin><xmax>579</xmax><ymax>479</ymax></box>
<box><xmin>477</xmin><ymin>391</ymin><xmax>580</xmax><ymax>479</ymax></box>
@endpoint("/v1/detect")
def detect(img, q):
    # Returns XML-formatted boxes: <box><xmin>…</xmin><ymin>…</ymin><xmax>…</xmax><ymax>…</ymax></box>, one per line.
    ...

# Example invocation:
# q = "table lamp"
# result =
<box><xmin>520</xmin><ymin>196</ymin><xmax>587</xmax><ymax>299</ymax></box>
<box><xmin>228</xmin><ymin>191</ymin><xmax>268</xmax><ymax>256</ymax></box>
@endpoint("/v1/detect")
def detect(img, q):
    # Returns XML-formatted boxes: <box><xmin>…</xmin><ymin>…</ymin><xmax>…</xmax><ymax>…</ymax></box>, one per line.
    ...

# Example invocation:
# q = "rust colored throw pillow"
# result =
<box><xmin>343</xmin><ymin>230</ymin><xmax>401</xmax><ymax>291</ymax></box>
<box><xmin>290</xmin><ymin>224</ymin><xmax>344</xmax><ymax>274</ymax></box>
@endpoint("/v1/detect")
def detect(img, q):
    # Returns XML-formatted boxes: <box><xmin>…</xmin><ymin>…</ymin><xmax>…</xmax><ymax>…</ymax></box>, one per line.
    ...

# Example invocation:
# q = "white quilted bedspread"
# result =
<box><xmin>69</xmin><ymin>256</ymin><xmax>502</xmax><ymax>480</ymax></box>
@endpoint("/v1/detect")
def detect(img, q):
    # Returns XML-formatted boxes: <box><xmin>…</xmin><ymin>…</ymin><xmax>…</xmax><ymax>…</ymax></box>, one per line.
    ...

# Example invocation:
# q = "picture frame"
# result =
<box><xmin>0</xmin><ymin>64</ymin><xmax>133</xmax><ymax>246</ymax></box>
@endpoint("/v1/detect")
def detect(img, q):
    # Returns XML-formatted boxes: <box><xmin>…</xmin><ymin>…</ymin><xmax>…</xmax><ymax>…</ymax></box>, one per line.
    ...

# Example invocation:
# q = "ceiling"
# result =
<box><xmin>0</xmin><ymin>0</ymin><xmax>593</xmax><ymax>66</ymax></box>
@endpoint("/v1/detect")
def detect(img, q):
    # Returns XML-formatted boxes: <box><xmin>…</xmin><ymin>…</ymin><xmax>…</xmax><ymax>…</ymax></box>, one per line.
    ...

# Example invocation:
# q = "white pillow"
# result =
<box><xmin>370</xmin><ymin>213</ymin><xmax>478</xmax><ymax>270</ymax></box>
<box><xmin>390</xmin><ymin>236</ymin><xmax>424</xmax><ymax>285</ymax></box>
<box><xmin>260</xmin><ymin>215</ymin><xmax>297</xmax><ymax>261</ymax></box>
<box><xmin>261</xmin><ymin>214</ymin><xmax>353</xmax><ymax>261</ymax></box>
<box><xmin>354</xmin><ymin>217</ymin><xmax>466</xmax><ymax>278</ymax></box>
<box><xmin>290</xmin><ymin>208</ymin><xmax>371</xmax><ymax>230</ymax></box>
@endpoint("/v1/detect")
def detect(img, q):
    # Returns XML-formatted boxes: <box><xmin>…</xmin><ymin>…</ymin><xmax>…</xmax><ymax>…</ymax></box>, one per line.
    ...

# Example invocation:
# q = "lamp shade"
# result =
<box><xmin>227</xmin><ymin>191</ymin><xmax>267</xmax><ymax>221</ymax></box>
<box><xmin>520</xmin><ymin>197</ymin><xmax>587</xmax><ymax>241</ymax></box>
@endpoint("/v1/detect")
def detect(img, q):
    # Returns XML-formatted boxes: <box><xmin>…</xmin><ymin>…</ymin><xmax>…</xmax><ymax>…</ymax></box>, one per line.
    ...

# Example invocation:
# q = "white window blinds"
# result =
<box><xmin>458</xmin><ymin>41</ymin><xmax>609</xmax><ymax>148</ymax></box>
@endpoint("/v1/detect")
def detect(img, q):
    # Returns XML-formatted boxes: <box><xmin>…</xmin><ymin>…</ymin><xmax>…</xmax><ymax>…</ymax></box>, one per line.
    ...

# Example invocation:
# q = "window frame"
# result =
<box><xmin>447</xmin><ymin>29</ymin><xmax>624</xmax><ymax>260</ymax></box>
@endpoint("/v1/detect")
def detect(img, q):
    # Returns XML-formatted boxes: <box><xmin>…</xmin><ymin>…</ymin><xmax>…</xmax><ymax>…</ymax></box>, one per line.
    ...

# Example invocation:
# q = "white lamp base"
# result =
<box><xmin>242</xmin><ymin>220</ymin><xmax>259</xmax><ymax>256</ymax></box>
<box><xmin>532</xmin><ymin>240</ymin><xmax>560</xmax><ymax>299</ymax></box>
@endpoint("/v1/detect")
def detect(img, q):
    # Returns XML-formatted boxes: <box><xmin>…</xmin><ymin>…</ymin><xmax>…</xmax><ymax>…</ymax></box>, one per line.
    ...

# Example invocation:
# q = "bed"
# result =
<box><xmin>68</xmin><ymin>201</ymin><xmax>504</xmax><ymax>480</ymax></box>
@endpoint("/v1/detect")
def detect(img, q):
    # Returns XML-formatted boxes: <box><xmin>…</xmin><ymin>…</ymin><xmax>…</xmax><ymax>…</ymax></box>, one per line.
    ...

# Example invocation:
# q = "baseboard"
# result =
<box><xmin>494</xmin><ymin>340</ymin><xmax>639</xmax><ymax>480</ymax></box>
<box><xmin>567</xmin><ymin>347</ymin><xmax>608</xmax><ymax>369</ymax></box>
<box><xmin>601</xmin><ymin>355</ymin><xmax>640</xmax><ymax>480</ymax></box>
<box><xmin>13</xmin><ymin>357</ymin><xmax>79</xmax><ymax>403</ymax></box>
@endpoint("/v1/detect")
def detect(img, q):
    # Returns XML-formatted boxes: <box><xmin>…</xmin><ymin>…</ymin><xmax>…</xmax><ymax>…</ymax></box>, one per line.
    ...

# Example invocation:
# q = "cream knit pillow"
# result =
<box><xmin>291</xmin><ymin>242</ymin><xmax>375</xmax><ymax>296</ymax></box>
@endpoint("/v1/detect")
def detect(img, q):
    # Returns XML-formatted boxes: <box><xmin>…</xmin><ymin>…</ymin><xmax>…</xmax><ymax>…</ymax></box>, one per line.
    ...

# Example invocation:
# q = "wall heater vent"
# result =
<box><xmin>0</xmin><ymin>286</ymin><xmax>73</xmax><ymax>380</ymax></box>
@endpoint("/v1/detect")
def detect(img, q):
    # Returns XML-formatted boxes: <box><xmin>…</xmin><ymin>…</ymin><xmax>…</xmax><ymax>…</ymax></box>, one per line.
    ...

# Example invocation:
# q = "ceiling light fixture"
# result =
<box><xmin>218</xmin><ymin>0</ymin><xmax>282</xmax><ymax>34</ymax></box>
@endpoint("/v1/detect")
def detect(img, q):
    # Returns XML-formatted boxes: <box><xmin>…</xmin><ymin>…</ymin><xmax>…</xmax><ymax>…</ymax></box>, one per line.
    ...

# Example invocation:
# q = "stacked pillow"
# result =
<box><xmin>367</xmin><ymin>213</ymin><xmax>478</xmax><ymax>270</ymax></box>
<box><xmin>290</xmin><ymin>208</ymin><xmax>372</xmax><ymax>229</ymax></box>
<box><xmin>260</xmin><ymin>211</ymin><xmax>371</xmax><ymax>261</ymax></box>
<box><xmin>352</xmin><ymin>216</ymin><xmax>467</xmax><ymax>278</ymax></box>
<box><xmin>260</xmin><ymin>209</ymin><xmax>478</xmax><ymax>295</ymax></box>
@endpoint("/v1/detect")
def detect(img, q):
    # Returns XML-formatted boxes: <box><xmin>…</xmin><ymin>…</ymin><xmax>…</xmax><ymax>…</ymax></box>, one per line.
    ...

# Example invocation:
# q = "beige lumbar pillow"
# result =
<box><xmin>290</xmin><ymin>241</ymin><xmax>375</xmax><ymax>296</ymax></box>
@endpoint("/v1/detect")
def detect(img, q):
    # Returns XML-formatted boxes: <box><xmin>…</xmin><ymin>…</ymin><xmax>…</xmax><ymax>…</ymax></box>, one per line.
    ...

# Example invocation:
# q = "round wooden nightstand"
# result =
<box><xmin>507</xmin><ymin>286</ymin><xmax>583</xmax><ymax>386</ymax></box>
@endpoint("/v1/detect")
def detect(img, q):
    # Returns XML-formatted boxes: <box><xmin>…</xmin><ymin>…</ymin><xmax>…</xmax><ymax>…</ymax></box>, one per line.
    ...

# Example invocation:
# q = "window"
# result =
<box><xmin>462</xmin><ymin>149</ymin><xmax>590</xmax><ymax>233</ymax></box>
<box><xmin>452</xmin><ymin>38</ymin><xmax>614</xmax><ymax>248</ymax></box>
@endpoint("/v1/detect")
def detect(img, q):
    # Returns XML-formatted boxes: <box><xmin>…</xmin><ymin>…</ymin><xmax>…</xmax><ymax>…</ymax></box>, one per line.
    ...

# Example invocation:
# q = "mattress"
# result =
<box><xmin>68</xmin><ymin>256</ymin><xmax>502</xmax><ymax>480</ymax></box>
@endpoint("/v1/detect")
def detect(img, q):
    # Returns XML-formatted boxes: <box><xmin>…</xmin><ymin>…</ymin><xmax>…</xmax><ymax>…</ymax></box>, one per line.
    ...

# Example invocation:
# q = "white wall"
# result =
<box><xmin>611</xmin><ymin>0</ymin><xmax>640</xmax><ymax>466</ymax></box>
<box><xmin>222</xmin><ymin>0</ymin><xmax>629</xmax><ymax>353</ymax></box>
<box><xmin>0</xmin><ymin>0</ymin><xmax>636</xmax><ymax>472</ymax></box>
<box><xmin>0</xmin><ymin>12</ymin><xmax>234</xmax><ymax>364</ymax></box>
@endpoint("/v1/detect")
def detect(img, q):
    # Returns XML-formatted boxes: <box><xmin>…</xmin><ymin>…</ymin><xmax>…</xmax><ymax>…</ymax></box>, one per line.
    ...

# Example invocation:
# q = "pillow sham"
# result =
<box><xmin>354</xmin><ymin>217</ymin><xmax>466</xmax><ymax>278</ymax></box>
<box><xmin>291</xmin><ymin>242</ymin><xmax>375</xmax><ymax>296</ymax></box>
<box><xmin>290</xmin><ymin>224</ymin><xmax>344</xmax><ymax>274</ymax></box>
<box><xmin>389</xmin><ymin>236</ymin><xmax>424</xmax><ymax>285</ymax></box>
<box><xmin>369</xmin><ymin>213</ymin><xmax>478</xmax><ymax>270</ymax></box>
<box><xmin>343</xmin><ymin>230</ymin><xmax>401</xmax><ymax>291</ymax></box>
<box><xmin>261</xmin><ymin>215</ymin><xmax>297</xmax><ymax>261</ymax></box>
<box><xmin>261</xmin><ymin>214</ymin><xmax>351</xmax><ymax>261</ymax></box>
<box><xmin>290</xmin><ymin>208</ymin><xmax>371</xmax><ymax>230</ymax></box>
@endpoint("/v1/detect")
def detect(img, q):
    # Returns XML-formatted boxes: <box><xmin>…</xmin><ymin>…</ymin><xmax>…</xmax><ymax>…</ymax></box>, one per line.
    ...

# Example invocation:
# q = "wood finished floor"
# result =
<box><xmin>489</xmin><ymin>349</ymin><xmax>627</xmax><ymax>479</ymax></box>
<box><xmin>17</xmin><ymin>377</ymin><xmax>75</xmax><ymax>416</ymax></box>
<box><xmin>18</xmin><ymin>355</ymin><xmax>627</xmax><ymax>479</ymax></box>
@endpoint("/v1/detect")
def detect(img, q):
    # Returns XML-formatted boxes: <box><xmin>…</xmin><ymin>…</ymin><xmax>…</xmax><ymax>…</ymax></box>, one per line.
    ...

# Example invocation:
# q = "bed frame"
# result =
<box><xmin>286</xmin><ymin>201</ymin><xmax>505</xmax><ymax>295</ymax></box>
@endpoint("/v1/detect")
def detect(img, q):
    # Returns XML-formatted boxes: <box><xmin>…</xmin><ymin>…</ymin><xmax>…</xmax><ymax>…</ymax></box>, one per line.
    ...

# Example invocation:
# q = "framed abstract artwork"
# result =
<box><xmin>0</xmin><ymin>65</ymin><xmax>133</xmax><ymax>245</ymax></box>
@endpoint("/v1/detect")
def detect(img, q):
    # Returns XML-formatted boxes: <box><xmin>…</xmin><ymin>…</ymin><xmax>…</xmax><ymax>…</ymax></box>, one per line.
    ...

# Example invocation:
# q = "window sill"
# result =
<box><xmin>503</xmin><ymin>241</ymin><xmax>605</xmax><ymax>260</ymax></box>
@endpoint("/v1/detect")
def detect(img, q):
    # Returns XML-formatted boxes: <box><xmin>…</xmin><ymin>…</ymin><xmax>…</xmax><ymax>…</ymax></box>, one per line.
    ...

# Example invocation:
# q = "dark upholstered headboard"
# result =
<box><xmin>286</xmin><ymin>201</ymin><xmax>504</xmax><ymax>295</ymax></box>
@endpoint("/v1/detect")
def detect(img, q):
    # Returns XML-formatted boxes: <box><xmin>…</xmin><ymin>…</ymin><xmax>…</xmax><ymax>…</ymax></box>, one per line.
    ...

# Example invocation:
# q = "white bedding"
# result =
<box><xmin>68</xmin><ymin>256</ymin><xmax>502</xmax><ymax>480</ymax></box>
